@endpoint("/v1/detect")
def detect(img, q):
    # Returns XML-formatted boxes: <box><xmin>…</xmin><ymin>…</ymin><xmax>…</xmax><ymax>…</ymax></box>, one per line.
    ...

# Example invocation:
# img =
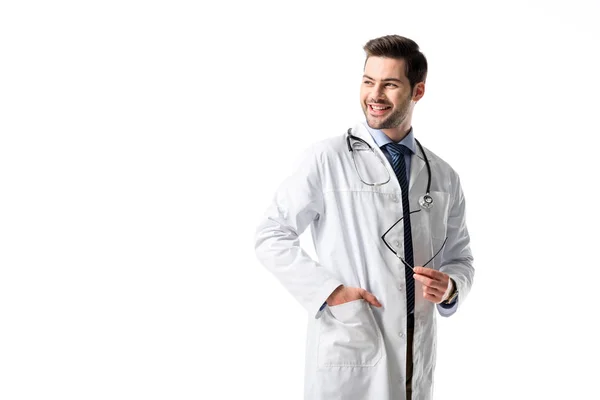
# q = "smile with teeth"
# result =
<box><xmin>368</xmin><ymin>104</ymin><xmax>392</xmax><ymax>114</ymax></box>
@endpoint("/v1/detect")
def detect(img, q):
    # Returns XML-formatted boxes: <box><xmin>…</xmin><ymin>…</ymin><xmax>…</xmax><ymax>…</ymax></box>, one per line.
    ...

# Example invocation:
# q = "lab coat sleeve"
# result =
<box><xmin>254</xmin><ymin>144</ymin><xmax>343</xmax><ymax>318</ymax></box>
<box><xmin>436</xmin><ymin>173</ymin><xmax>474</xmax><ymax>317</ymax></box>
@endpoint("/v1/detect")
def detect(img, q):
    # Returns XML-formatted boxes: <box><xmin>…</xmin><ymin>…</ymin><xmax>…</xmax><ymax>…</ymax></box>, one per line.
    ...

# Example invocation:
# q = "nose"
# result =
<box><xmin>369</xmin><ymin>83</ymin><xmax>385</xmax><ymax>101</ymax></box>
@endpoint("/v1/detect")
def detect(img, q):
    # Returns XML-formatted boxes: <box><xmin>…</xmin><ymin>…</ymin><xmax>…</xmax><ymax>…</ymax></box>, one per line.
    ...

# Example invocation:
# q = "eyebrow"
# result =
<box><xmin>362</xmin><ymin>75</ymin><xmax>403</xmax><ymax>84</ymax></box>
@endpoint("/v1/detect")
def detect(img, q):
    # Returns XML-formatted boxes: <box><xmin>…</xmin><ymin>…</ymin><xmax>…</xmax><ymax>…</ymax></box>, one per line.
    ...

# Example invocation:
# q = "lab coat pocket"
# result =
<box><xmin>317</xmin><ymin>299</ymin><xmax>383</xmax><ymax>368</ymax></box>
<box><xmin>431</xmin><ymin>237</ymin><xmax>447</xmax><ymax>269</ymax></box>
<box><xmin>428</xmin><ymin>191</ymin><xmax>450</xmax><ymax>241</ymax></box>
<box><xmin>424</xmin><ymin>191</ymin><xmax>450</xmax><ymax>270</ymax></box>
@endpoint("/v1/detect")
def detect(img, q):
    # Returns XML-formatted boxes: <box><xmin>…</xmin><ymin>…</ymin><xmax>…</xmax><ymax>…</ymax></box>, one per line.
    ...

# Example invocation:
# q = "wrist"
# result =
<box><xmin>326</xmin><ymin>285</ymin><xmax>344</xmax><ymax>305</ymax></box>
<box><xmin>442</xmin><ymin>278</ymin><xmax>458</xmax><ymax>304</ymax></box>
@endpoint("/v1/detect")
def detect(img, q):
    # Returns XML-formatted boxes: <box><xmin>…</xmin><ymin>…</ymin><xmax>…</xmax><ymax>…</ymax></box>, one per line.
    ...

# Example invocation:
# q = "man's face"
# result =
<box><xmin>360</xmin><ymin>56</ymin><xmax>416</xmax><ymax>130</ymax></box>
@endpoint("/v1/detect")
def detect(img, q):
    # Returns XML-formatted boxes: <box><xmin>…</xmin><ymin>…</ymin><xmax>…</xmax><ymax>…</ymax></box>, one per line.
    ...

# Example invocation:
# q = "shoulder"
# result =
<box><xmin>421</xmin><ymin>145</ymin><xmax>458</xmax><ymax>175</ymax></box>
<box><xmin>419</xmin><ymin>143</ymin><xmax>464</xmax><ymax>193</ymax></box>
<box><xmin>298</xmin><ymin>130</ymin><xmax>349</xmax><ymax>167</ymax></box>
<box><xmin>310</xmin><ymin>132</ymin><xmax>348</xmax><ymax>156</ymax></box>
<box><xmin>288</xmin><ymin>130</ymin><xmax>348</xmax><ymax>179</ymax></box>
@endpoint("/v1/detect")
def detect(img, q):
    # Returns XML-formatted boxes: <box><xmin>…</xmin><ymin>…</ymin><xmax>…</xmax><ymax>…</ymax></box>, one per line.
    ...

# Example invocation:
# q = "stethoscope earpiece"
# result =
<box><xmin>419</xmin><ymin>194</ymin><xmax>434</xmax><ymax>209</ymax></box>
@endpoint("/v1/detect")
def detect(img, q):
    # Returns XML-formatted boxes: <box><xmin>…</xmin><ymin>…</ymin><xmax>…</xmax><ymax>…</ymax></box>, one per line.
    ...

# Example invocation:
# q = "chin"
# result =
<box><xmin>366</xmin><ymin>117</ymin><xmax>391</xmax><ymax>130</ymax></box>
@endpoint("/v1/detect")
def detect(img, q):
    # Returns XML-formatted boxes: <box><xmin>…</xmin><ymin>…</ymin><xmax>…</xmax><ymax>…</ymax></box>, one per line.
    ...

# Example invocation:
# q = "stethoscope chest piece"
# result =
<box><xmin>419</xmin><ymin>194</ymin><xmax>434</xmax><ymax>209</ymax></box>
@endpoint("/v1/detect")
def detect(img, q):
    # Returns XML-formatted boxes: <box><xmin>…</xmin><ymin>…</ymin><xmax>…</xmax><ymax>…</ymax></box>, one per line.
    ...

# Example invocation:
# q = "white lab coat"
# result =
<box><xmin>255</xmin><ymin>122</ymin><xmax>474</xmax><ymax>400</ymax></box>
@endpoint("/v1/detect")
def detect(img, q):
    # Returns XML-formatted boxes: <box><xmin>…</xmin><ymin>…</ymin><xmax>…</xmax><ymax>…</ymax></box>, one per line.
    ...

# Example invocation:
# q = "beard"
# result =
<box><xmin>364</xmin><ymin>106</ymin><xmax>408</xmax><ymax>130</ymax></box>
<box><xmin>362</xmin><ymin>93</ymin><xmax>412</xmax><ymax>130</ymax></box>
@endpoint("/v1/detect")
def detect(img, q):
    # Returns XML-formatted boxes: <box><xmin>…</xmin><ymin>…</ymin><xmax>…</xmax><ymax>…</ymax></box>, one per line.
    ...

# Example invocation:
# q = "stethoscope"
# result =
<box><xmin>346</xmin><ymin>128</ymin><xmax>435</xmax><ymax>209</ymax></box>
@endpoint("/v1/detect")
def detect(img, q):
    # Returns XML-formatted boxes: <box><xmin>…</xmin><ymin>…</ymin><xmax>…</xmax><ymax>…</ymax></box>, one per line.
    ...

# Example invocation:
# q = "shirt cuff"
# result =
<box><xmin>437</xmin><ymin>297</ymin><xmax>459</xmax><ymax>315</ymax></box>
<box><xmin>438</xmin><ymin>296</ymin><xmax>458</xmax><ymax>309</ymax></box>
<box><xmin>441</xmin><ymin>278</ymin><xmax>454</xmax><ymax>302</ymax></box>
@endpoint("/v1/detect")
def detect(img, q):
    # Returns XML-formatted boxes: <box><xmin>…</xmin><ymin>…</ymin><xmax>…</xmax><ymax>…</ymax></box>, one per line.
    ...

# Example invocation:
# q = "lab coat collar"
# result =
<box><xmin>362</xmin><ymin>122</ymin><xmax>417</xmax><ymax>155</ymax></box>
<box><xmin>350</xmin><ymin>122</ymin><xmax>429</xmax><ymax>191</ymax></box>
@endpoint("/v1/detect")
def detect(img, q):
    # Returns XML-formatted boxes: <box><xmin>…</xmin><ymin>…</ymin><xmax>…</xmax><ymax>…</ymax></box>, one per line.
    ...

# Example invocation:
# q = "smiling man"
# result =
<box><xmin>361</xmin><ymin>61</ymin><xmax>415</xmax><ymax>136</ymax></box>
<box><xmin>255</xmin><ymin>35</ymin><xmax>474</xmax><ymax>400</ymax></box>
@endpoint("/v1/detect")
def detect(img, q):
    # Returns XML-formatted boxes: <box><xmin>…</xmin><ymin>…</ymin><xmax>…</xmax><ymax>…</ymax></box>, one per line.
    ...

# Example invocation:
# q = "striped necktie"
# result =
<box><xmin>384</xmin><ymin>143</ymin><xmax>415</xmax><ymax>314</ymax></box>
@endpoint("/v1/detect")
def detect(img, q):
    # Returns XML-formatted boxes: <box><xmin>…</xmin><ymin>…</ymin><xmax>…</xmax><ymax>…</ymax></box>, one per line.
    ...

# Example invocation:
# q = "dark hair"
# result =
<box><xmin>363</xmin><ymin>35</ymin><xmax>428</xmax><ymax>91</ymax></box>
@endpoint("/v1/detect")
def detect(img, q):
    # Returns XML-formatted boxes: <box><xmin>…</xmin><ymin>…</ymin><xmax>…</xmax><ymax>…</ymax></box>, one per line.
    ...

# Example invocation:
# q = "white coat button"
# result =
<box><xmin>394</xmin><ymin>241</ymin><xmax>400</xmax><ymax>247</ymax></box>
<box><xmin>397</xmin><ymin>285</ymin><xmax>403</xmax><ymax>292</ymax></box>
<box><xmin>398</xmin><ymin>332</ymin><xmax>405</xmax><ymax>338</ymax></box>
<box><xmin>392</xmin><ymin>195</ymin><xmax>399</xmax><ymax>202</ymax></box>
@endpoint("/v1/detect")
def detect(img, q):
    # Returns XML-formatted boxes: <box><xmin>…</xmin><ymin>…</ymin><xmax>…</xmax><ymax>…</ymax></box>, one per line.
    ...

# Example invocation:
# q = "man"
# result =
<box><xmin>254</xmin><ymin>35</ymin><xmax>474</xmax><ymax>400</ymax></box>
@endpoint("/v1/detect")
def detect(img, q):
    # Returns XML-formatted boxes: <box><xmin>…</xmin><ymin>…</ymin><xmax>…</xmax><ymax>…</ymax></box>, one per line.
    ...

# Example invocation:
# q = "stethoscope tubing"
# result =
<box><xmin>347</xmin><ymin>129</ymin><xmax>433</xmax><ymax>199</ymax></box>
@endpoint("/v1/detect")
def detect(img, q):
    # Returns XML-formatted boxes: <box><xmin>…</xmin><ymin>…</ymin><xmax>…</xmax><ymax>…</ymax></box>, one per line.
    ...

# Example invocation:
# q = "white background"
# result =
<box><xmin>1</xmin><ymin>0</ymin><xmax>599</xmax><ymax>399</ymax></box>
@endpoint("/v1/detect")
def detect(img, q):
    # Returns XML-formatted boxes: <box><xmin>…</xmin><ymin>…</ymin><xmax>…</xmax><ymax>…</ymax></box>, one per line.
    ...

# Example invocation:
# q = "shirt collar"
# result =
<box><xmin>362</xmin><ymin>121</ymin><xmax>416</xmax><ymax>154</ymax></box>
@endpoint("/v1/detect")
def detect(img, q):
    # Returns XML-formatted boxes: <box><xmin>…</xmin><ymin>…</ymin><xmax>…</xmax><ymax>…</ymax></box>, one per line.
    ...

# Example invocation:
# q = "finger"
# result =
<box><xmin>413</xmin><ymin>274</ymin><xmax>446</xmax><ymax>291</ymax></box>
<box><xmin>423</xmin><ymin>292</ymin><xmax>442</xmax><ymax>303</ymax></box>
<box><xmin>362</xmin><ymin>291</ymin><xmax>382</xmax><ymax>307</ymax></box>
<box><xmin>422</xmin><ymin>285</ymin><xmax>444</xmax><ymax>297</ymax></box>
<box><xmin>413</xmin><ymin>267</ymin><xmax>444</xmax><ymax>279</ymax></box>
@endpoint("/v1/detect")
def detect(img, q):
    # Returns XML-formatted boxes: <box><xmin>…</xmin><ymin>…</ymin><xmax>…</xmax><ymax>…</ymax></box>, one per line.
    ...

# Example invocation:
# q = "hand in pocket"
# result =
<box><xmin>326</xmin><ymin>285</ymin><xmax>382</xmax><ymax>308</ymax></box>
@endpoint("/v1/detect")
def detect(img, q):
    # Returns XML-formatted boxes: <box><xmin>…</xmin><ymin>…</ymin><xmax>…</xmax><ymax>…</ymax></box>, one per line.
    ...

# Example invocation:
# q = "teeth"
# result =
<box><xmin>372</xmin><ymin>105</ymin><xmax>389</xmax><ymax>110</ymax></box>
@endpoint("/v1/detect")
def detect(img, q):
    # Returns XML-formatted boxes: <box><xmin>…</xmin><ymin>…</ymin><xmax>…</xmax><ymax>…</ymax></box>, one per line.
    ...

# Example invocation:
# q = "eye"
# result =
<box><xmin>385</xmin><ymin>83</ymin><xmax>398</xmax><ymax>88</ymax></box>
<box><xmin>363</xmin><ymin>80</ymin><xmax>373</xmax><ymax>85</ymax></box>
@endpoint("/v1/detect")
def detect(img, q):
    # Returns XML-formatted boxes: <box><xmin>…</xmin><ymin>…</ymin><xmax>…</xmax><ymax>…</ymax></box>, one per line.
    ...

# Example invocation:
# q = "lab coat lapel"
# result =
<box><xmin>409</xmin><ymin>143</ymin><xmax>429</xmax><ymax>192</ymax></box>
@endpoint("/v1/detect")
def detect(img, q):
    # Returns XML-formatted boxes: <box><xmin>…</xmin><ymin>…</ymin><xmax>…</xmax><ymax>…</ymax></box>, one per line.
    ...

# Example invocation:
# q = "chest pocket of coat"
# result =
<box><xmin>317</xmin><ymin>299</ymin><xmax>383</xmax><ymax>368</ymax></box>
<box><xmin>426</xmin><ymin>191</ymin><xmax>450</xmax><ymax>240</ymax></box>
<box><xmin>425</xmin><ymin>191</ymin><xmax>451</xmax><ymax>269</ymax></box>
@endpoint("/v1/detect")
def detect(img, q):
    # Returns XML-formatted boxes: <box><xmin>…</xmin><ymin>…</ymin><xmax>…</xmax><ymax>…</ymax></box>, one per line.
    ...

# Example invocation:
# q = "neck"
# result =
<box><xmin>382</xmin><ymin>119</ymin><xmax>412</xmax><ymax>142</ymax></box>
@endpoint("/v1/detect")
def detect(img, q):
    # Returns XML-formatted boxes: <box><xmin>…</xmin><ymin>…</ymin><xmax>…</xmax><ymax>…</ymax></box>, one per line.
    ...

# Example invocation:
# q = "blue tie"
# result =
<box><xmin>384</xmin><ymin>143</ymin><xmax>415</xmax><ymax>314</ymax></box>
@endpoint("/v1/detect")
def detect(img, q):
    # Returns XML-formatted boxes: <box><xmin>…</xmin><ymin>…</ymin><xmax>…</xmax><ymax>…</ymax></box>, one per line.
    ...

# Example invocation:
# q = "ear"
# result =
<box><xmin>412</xmin><ymin>82</ymin><xmax>425</xmax><ymax>102</ymax></box>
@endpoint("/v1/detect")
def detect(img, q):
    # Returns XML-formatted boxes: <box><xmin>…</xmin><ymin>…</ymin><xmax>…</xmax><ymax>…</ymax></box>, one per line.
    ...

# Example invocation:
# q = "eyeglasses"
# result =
<box><xmin>381</xmin><ymin>209</ymin><xmax>448</xmax><ymax>271</ymax></box>
<box><xmin>346</xmin><ymin>133</ymin><xmax>391</xmax><ymax>187</ymax></box>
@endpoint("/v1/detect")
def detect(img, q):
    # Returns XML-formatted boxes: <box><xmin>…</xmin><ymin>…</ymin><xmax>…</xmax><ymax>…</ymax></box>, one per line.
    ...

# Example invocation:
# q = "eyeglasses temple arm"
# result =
<box><xmin>421</xmin><ymin>236</ymin><xmax>448</xmax><ymax>269</ymax></box>
<box><xmin>381</xmin><ymin>234</ymin><xmax>415</xmax><ymax>271</ymax></box>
